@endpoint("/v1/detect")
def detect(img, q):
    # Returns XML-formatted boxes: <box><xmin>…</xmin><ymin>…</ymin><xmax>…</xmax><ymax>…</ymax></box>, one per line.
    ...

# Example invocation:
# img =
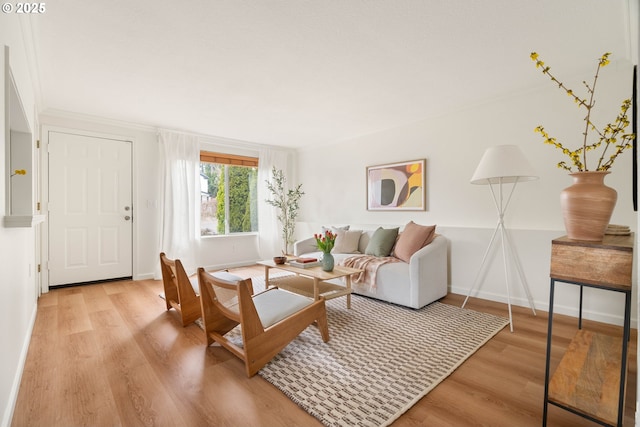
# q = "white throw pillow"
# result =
<box><xmin>322</xmin><ymin>225</ymin><xmax>350</xmax><ymax>234</ymax></box>
<box><xmin>332</xmin><ymin>230</ymin><xmax>362</xmax><ymax>254</ymax></box>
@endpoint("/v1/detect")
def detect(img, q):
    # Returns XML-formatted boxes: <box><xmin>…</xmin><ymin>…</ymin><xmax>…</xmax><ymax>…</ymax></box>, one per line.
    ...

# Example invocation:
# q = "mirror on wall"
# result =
<box><xmin>3</xmin><ymin>45</ymin><xmax>40</xmax><ymax>227</ymax></box>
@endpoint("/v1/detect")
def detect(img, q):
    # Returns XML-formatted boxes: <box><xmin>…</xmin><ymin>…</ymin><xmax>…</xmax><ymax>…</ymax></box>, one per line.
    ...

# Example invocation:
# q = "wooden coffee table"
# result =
<box><xmin>257</xmin><ymin>260</ymin><xmax>362</xmax><ymax>309</ymax></box>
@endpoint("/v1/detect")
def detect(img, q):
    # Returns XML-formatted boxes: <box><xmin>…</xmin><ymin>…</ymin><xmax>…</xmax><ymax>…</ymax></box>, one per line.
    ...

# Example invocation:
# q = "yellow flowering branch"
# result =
<box><xmin>595</xmin><ymin>98</ymin><xmax>634</xmax><ymax>170</ymax></box>
<box><xmin>530</xmin><ymin>52</ymin><xmax>635</xmax><ymax>171</ymax></box>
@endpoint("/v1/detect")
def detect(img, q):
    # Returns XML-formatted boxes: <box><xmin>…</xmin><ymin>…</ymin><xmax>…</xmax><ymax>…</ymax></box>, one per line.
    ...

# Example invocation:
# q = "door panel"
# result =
<box><xmin>49</xmin><ymin>131</ymin><xmax>132</xmax><ymax>286</ymax></box>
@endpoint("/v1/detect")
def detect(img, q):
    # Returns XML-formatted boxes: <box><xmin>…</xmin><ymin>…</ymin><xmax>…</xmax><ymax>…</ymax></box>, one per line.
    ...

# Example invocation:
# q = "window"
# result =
<box><xmin>200</xmin><ymin>151</ymin><xmax>258</xmax><ymax>236</ymax></box>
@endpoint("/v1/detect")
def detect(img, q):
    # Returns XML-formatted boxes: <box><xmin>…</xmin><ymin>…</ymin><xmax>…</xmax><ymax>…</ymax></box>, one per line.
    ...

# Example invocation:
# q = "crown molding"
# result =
<box><xmin>40</xmin><ymin>108</ymin><xmax>158</xmax><ymax>132</ymax></box>
<box><xmin>40</xmin><ymin>109</ymin><xmax>293</xmax><ymax>153</ymax></box>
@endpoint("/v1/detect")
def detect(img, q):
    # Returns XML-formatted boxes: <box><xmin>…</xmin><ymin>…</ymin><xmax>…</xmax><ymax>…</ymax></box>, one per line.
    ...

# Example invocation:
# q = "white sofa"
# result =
<box><xmin>293</xmin><ymin>228</ymin><xmax>448</xmax><ymax>309</ymax></box>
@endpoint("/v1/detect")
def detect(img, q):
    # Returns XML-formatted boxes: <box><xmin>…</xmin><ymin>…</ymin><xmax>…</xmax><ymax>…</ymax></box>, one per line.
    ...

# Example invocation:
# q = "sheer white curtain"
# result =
<box><xmin>157</xmin><ymin>130</ymin><xmax>201</xmax><ymax>277</ymax></box>
<box><xmin>258</xmin><ymin>148</ymin><xmax>292</xmax><ymax>259</ymax></box>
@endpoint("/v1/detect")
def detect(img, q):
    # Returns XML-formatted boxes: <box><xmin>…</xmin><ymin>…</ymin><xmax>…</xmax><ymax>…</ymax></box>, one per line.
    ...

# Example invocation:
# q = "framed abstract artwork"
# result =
<box><xmin>366</xmin><ymin>159</ymin><xmax>426</xmax><ymax>211</ymax></box>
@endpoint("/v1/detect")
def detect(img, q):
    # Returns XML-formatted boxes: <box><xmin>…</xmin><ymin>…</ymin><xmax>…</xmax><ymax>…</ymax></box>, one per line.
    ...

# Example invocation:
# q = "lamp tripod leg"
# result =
<box><xmin>498</xmin><ymin>223</ymin><xmax>514</xmax><ymax>332</ymax></box>
<box><xmin>462</xmin><ymin>222</ymin><xmax>501</xmax><ymax>309</ymax></box>
<box><xmin>503</xmin><ymin>227</ymin><xmax>537</xmax><ymax>316</ymax></box>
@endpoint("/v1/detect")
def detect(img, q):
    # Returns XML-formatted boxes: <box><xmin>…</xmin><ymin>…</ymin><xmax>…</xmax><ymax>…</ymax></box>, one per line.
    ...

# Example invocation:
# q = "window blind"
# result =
<box><xmin>200</xmin><ymin>151</ymin><xmax>258</xmax><ymax>167</ymax></box>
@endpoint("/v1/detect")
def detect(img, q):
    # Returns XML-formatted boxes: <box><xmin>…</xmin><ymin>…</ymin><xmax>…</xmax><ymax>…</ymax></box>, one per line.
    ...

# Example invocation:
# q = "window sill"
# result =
<box><xmin>200</xmin><ymin>232</ymin><xmax>259</xmax><ymax>239</ymax></box>
<box><xmin>4</xmin><ymin>214</ymin><xmax>46</xmax><ymax>228</ymax></box>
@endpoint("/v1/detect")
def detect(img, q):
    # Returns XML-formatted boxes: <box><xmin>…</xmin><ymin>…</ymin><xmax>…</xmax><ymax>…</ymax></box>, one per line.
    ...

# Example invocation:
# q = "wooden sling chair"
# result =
<box><xmin>159</xmin><ymin>252</ymin><xmax>201</xmax><ymax>326</ymax></box>
<box><xmin>198</xmin><ymin>267</ymin><xmax>330</xmax><ymax>377</ymax></box>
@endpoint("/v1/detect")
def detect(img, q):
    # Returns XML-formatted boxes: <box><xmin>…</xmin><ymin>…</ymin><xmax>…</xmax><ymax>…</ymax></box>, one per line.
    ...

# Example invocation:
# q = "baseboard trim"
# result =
<box><xmin>2</xmin><ymin>303</ymin><xmax>37</xmax><ymax>427</ymax></box>
<box><xmin>201</xmin><ymin>259</ymin><xmax>261</xmax><ymax>272</ymax></box>
<box><xmin>450</xmin><ymin>285</ymin><xmax>636</xmax><ymax>328</ymax></box>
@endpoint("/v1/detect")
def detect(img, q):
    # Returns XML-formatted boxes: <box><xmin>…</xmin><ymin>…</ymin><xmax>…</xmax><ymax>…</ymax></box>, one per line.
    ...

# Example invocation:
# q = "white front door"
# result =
<box><xmin>48</xmin><ymin>131</ymin><xmax>133</xmax><ymax>286</ymax></box>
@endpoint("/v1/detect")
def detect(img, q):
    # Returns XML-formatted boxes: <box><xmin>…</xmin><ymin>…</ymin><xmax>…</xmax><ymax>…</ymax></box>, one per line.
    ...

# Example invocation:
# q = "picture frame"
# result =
<box><xmin>366</xmin><ymin>159</ymin><xmax>426</xmax><ymax>211</ymax></box>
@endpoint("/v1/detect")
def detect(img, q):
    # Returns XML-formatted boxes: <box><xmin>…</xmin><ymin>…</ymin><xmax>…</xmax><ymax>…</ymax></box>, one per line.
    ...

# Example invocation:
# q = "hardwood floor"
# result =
<box><xmin>11</xmin><ymin>266</ymin><xmax>637</xmax><ymax>427</ymax></box>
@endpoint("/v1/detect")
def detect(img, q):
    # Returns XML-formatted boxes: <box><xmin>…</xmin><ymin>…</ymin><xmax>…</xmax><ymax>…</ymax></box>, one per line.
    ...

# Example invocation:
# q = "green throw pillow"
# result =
<box><xmin>365</xmin><ymin>227</ymin><xmax>399</xmax><ymax>257</ymax></box>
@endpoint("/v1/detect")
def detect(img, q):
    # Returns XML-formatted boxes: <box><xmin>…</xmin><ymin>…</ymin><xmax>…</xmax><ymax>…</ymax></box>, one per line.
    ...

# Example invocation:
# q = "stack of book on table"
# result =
<box><xmin>289</xmin><ymin>257</ymin><xmax>320</xmax><ymax>268</ymax></box>
<box><xmin>605</xmin><ymin>224</ymin><xmax>631</xmax><ymax>235</ymax></box>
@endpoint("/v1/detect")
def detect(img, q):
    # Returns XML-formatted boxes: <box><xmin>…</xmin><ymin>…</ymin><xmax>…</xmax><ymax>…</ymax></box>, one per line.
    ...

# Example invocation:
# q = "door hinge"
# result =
<box><xmin>36</xmin><ymin>202</ymin><xmax>41</xmax><ymax>211</ymax></box>
<box><xmin>37</xmin><ymin>264</ymin><xmax>41</xmax><ymax>273</ymax></box>
<box><xmin>36</xmin><ymin>139</ymin><xmax>40</xmax><ymax>149</ymax></box>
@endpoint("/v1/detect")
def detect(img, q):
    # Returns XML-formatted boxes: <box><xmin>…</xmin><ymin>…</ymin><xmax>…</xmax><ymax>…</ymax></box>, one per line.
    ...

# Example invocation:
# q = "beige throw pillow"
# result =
<box><xmin>393</xmin><ymin>221</ymin><xmax>436</xmax><ymax>263</ymax></box>
<box><xmin>332</xmin><ymin>230</ymin><xmax>362</xmax><ymax>254</ymax></box>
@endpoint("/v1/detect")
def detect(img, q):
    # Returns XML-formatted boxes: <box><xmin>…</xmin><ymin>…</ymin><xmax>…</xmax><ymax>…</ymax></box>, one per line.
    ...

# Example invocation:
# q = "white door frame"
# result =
<box><xmin>40</xmin><ymin>125</ymin><xmax>136</xmax><ymax>293</ymax></box>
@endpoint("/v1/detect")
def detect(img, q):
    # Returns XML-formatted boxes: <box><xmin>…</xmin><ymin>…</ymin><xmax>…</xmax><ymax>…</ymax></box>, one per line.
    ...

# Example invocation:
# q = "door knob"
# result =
<box><xmin>124</xmin><ymin>216</ymin><xmax>131</xmax><ymax>221</ymax></box>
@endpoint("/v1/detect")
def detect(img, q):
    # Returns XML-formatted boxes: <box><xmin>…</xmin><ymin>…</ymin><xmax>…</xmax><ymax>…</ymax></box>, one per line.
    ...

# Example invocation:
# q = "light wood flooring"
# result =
<box><xmin>11</xmin><ymin>265</ymin><xmax>637</xmax><ymax>427</ymax></box>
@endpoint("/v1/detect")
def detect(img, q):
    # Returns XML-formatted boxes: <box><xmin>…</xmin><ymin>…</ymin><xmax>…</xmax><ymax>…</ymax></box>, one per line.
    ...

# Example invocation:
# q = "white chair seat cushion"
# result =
<box><xmin>252</xmin><ymin>289</ymin><xmax>316</xmax><ymax>328</ymax></box>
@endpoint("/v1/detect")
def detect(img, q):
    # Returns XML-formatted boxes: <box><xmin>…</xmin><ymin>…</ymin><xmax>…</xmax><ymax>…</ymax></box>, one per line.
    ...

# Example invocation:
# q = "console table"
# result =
<box><xmin>543</xmin><ymin>234</ymin><xmax>633</xmax><ymax>427</ymax></box>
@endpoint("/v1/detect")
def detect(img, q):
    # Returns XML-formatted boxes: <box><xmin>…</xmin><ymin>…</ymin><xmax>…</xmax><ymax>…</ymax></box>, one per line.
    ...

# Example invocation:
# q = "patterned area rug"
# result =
<box><xmin>247</xmin><ymin>276</ymin><xmax>509</xmax><ymax>427</ymax></box>
<box><xmin>167</xmin><ymin>274</ymin><xmax>508</xmax><ymax>426</ymax></box>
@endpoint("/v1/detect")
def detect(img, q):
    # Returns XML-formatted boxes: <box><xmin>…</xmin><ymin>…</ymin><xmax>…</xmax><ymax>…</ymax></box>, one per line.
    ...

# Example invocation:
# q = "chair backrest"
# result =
<box><xmin>159</xmin><ymin>252</ymin><xmax>181</xmax><ymax>302</ymax></box>
<box><xmin>198</xmin><ymin>268</ymin><xmax>262</xmax><ymax>338</ymax></box>
<box><xmin>159</xmin><ymin>252</ymin><xmax>201</xmax><ymax>326</ymax></box>
<box><xmin>160</xmin><ymin>252</ymin><xmax>197</xmax><ymax>297</ymax></box>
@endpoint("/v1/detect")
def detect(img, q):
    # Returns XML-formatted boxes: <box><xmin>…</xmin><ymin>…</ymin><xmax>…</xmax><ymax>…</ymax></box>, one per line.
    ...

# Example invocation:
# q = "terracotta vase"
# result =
<box><xmin>560</xmin><ymin>171</ymin><xmax>617</xmax><ymax>241</ymax></box>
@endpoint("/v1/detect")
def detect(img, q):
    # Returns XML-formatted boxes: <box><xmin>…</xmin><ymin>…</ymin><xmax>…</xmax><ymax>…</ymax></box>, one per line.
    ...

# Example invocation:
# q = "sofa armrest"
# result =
<box><xmin>293</xmin><ymin>237</ymin><xmax>317</xmax><ymax>256</ymax></box>
<box><xmin>408</xmin><ymin>234</ymin><xmax>449</xmax><ymax>307</ymax></box>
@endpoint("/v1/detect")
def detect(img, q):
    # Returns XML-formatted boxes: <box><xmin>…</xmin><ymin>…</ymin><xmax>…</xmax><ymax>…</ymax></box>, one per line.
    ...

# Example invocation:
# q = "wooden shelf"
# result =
<box><xmin>549</xmin><ymin>330</ymin><xmax>624</xmax><ymax>426</ymax></box>
<box><xmin>269</xmin><ymin>275</ymin><xmax>351</xmax><ymax>301</ymax></box>
<box><xmin>544</xmin><ymin>234</ymin><xmax>633</xmax><ymax>427</ymax></box>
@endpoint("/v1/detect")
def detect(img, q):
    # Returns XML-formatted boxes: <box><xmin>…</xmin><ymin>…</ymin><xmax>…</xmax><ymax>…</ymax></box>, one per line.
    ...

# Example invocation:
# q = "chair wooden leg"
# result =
<box><xmin>316</xmin><ymin>304</ymin><xmax>330</xmax><ymax>343</ymax></box>
<box><xmin>179</xmin><ymin>298</ymin><xmax>202</xmax><ymax>326</ymax></box>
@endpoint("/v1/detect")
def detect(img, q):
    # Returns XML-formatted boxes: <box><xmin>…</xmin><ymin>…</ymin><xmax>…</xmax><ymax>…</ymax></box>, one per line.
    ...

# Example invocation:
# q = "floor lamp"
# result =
<box><xmin>462</xmin><ymin>145</ymin><xmax>538</xmax><ymax>332</ymax></box>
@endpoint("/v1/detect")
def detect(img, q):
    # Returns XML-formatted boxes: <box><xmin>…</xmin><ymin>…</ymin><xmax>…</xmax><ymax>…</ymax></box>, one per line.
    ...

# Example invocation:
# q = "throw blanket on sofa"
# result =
<box><xmin>340</xmin><ymin>255</ymin><xmax>403</xmax><ymax>290</ymax></box>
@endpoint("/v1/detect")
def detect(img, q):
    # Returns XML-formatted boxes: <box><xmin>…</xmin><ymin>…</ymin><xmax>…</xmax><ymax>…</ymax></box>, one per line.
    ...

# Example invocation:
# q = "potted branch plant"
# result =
<box><xmin>530</xmin><ymin>52</ymin><xmax>635</xmax><ymax>241</ymax></box>
<box><xmin>265</xmin><ymin>167</ymin><xmax>304</xmax><ymax>255</ymax></box>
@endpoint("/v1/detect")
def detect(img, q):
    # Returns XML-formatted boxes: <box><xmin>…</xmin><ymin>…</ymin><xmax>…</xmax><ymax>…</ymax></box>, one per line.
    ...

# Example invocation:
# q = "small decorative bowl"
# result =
<box><xmin>273</xmin><ymin>256</ymin><xmax>287</xmax><ymax>265</ymax></box>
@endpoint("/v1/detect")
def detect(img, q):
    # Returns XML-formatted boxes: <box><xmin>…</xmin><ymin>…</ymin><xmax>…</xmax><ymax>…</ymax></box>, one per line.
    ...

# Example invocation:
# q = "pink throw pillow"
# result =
<box><xmin>393</xmin><ymin>221</ymin><xmax>436</xmax><ymax>263</ymax></box>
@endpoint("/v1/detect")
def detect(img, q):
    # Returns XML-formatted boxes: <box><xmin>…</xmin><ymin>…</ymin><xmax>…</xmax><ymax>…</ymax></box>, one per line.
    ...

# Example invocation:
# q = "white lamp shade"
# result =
<box><xmin>471</xmin><ymin>145</ymin><xmax>538</xmax><ymax>185</ymax></box>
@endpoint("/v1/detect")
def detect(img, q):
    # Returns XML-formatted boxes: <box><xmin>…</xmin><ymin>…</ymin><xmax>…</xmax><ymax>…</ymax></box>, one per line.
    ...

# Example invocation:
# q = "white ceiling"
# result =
<box><xmin>30</xmin><ymin>0</ymin><xmax>634</xmax><ymax>148</ymax></box>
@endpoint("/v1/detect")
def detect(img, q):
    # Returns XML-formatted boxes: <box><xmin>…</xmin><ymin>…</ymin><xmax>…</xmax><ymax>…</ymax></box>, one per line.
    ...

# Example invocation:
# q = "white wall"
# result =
<box><xmin>297</xmin><ymin>59</ymin><xmax>637</xmax><ymax>327</ymax></box>
<box><xmin>0</xmin><ymin>17</ymin><xmax>40</xmax><ymax>427</ymax></box>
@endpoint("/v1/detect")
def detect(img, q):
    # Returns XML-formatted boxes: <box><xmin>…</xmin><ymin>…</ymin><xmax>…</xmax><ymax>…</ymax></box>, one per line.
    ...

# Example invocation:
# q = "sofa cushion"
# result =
<box><xmin>393</xmin><ymin>221</ymin><xmax>437</xmax><ymax>263</ymax></box>
<box><xmin>358</xmin><ymin>230</ymin><xmax>373</xmax><ymax>253</ymax></box>
<box><xmin>332</xmin><ymin>229</ymin><xmax>362</xmax><ymax>254</ymax></box>
<box><xmin>365</xmin><ymin>227</ymin><xmax>399</xmax><ymax>257</ymax></box>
